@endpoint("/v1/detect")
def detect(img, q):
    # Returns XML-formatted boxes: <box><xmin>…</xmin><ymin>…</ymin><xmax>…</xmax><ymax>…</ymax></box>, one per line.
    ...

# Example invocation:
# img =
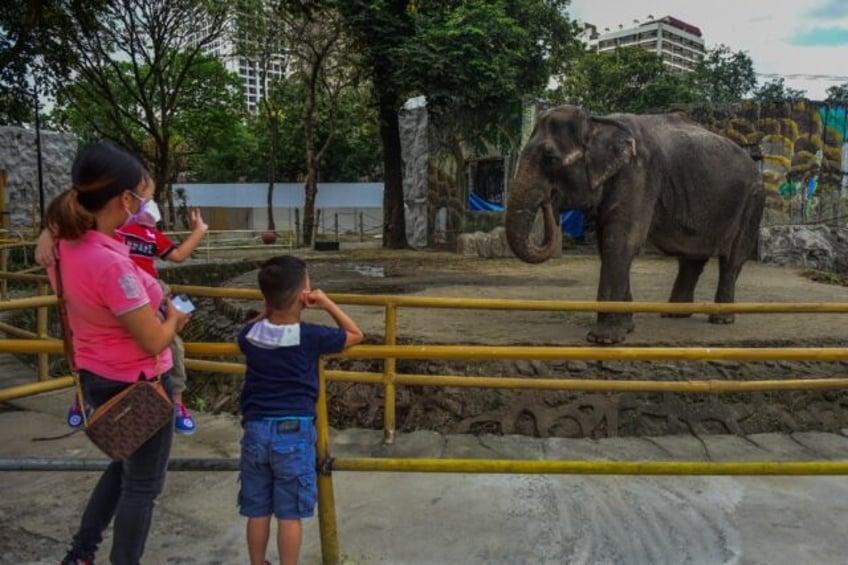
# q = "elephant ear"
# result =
<box><xmin>586</xmin><ymin>117</ymin><xmax>637</xmax><ymax>190</ymax></box>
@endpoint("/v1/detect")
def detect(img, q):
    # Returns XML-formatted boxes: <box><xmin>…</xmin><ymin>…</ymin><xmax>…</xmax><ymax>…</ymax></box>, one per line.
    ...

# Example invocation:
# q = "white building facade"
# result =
<box><xmin>584</xmin><ymin>16</ymin><xmax>706</xmax><ymax>72</ymax></box>
<box><xmin>187</xmin><ymin>8</ymin><xmax>287</xmax><ymax>113</ymax></box>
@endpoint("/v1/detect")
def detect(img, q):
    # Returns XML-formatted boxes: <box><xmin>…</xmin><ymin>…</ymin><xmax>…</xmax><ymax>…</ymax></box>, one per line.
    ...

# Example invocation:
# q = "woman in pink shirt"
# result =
<box><xmin>48</xmin><ymin>141</ymin><xmax>190</xmax><ymax>565</ymax></box>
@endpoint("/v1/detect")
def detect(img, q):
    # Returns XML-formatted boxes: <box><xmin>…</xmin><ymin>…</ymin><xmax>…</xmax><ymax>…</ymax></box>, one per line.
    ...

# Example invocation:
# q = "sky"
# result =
<box><xmin>567</xmin><ymin>0</ymin><xmax>848</xmax><ymax>101</ymax></box>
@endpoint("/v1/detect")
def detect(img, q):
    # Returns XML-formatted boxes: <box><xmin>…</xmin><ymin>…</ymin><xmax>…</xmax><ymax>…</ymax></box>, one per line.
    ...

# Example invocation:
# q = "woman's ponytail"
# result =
<box><xmin>45</xmin><ymin>189</ymin><xmax>95</xmax><ymax>240</ymax></box>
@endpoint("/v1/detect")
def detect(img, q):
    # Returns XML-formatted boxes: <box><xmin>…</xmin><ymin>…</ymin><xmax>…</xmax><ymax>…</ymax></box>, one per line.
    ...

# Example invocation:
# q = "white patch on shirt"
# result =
<box><xmin>117</xmin><ymin>273</ymin><xmax>142</xmax><ymax>300</ymax></box>
<box><xmin>246</xmin><ymin>319</ymin><xmax>301</xmax><ymax>348</ymax></box>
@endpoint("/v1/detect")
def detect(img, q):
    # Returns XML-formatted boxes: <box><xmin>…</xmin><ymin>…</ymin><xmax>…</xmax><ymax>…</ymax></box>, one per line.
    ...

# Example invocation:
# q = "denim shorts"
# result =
<box><xmin>238</xmin><ymin>418</ymin><xmax>318</xmax><ymax>519</ymax></box>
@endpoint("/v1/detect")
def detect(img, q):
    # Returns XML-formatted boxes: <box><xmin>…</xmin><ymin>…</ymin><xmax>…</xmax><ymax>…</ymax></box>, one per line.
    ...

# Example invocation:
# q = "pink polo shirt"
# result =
<box><xmin>48</xmin><ymin>230</ymin><xmax>173</xmax><ymax>382</ymax></box>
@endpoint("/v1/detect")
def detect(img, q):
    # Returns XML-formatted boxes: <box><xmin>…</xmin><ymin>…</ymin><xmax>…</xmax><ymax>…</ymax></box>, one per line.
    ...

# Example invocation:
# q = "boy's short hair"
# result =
<box><xmin>258</xmin><ymin>255</ymin><xmax>307</xmax><ymax>309</ymax></box>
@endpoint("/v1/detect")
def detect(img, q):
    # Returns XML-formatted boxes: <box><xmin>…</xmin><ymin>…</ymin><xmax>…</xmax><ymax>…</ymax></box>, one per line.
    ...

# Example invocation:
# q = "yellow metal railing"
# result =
<box><xmin>3</xmin><ymin>286</ymin><xmax>848</xmax><ymax>564</ymax></box>
<box><xmin>170</xmin><ymin>283</ymin><xmax>848</xmax><ymax>444</ymax></box>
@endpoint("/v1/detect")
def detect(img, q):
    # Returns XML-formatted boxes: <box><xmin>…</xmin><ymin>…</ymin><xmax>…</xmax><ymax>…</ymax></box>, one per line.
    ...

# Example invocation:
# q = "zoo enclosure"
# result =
<box><xmin>3</xmin><ymin>280</ymin><xmax>848</xmax><ymax>564</ymax></box>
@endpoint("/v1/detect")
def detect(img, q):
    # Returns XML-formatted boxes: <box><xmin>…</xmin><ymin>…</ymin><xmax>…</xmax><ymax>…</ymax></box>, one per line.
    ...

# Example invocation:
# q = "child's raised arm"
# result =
<box><xmin>304</xmin><ymin>289</ymin><xmax>364</xmax><ymax>347</ymax></box>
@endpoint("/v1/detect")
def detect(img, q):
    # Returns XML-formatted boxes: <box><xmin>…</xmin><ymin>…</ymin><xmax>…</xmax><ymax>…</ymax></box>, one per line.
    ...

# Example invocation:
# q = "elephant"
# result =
<box><xmin>505</xmin><ymin>105</ymin><xmax>765</xmax><ymax>344</ymax></box>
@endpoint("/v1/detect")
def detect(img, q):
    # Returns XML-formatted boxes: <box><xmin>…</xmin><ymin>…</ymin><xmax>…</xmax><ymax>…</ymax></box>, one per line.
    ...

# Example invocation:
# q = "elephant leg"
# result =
<box><xmin>587</xmin><ymin>249</ymin><xmax>636</xmax><ymax>345</ymax></box>
<box><xmin>710</xmin><ymin>262</ymin><xmax>740</xmax><ymax>322</ymax></box>
<box><xmin>662</xmin><ymin>258</ymin><xmax>708</xmax><ymax>318</ymax></box>
<box><xmin>709</xmin><ymin>256</ymin><xmax>741</xmax><ymax>324</ymax></box>
<box><xmin>710</xmin><ymin>186</ymin><xmax>762</xmax><ymax>325</ymax></box>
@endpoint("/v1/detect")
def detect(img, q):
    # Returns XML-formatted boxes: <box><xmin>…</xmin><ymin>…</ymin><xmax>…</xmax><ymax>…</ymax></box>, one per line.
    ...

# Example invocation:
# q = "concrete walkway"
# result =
<box><xmin>2</xmin><ymin>370</ymin><xmax>848</xmax><ymax>564</ymax></box>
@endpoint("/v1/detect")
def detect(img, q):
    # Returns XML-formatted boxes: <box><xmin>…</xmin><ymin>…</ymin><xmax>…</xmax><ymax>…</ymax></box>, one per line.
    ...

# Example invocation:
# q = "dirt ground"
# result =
<box><xmin>184</xmin><ymin>247</ymin><xmax>848</xmax><ymax>439</ymax></box>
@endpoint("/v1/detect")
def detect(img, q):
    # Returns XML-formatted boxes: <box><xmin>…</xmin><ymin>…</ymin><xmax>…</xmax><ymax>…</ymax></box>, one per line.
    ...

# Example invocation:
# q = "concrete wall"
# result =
<box><xmin>0</xmin><ymin>127</ymin><xmax>77</xmax><ymax>234</ymax></box>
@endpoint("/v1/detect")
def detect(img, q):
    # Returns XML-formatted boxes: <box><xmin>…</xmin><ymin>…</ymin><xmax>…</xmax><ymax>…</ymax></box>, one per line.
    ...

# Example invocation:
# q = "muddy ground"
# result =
<box><xmin>186</xmin><ymin>248</ymin><xmax>848</xmax><ymax>439</ymax></box>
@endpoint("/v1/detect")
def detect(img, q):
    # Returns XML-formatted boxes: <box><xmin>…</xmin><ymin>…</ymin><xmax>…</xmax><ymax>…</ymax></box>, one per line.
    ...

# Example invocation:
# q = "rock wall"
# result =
<box><xmin>0</xmin><ymin>127</ymin><xmax>77</xmax><ymax>233</ymax></box>
<box><xmin>399</xmin><ymin>97</ymin><xmax>429</xmax><ymax>249</ymax></box>
<box><xmin>759</xmin><ymin>224</ymin><xmax>848</xmax><ymax>273</ymax></box>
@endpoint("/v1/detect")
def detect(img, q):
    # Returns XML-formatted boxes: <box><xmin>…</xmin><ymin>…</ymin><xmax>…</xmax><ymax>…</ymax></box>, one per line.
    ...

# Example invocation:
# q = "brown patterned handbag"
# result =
<box><xmin>55</xmin><ymin>247</ymin><xmax>174</xmax><ymax>460</ymax></box>
<box><xmin>82</xmin><ymin>376</ymin><xmax>173</xmax><ymax>460</ymax></box>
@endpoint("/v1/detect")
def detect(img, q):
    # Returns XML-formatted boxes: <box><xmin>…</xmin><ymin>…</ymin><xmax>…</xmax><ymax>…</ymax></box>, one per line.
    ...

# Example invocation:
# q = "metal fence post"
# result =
<box><xmin>383</xmin><ymin>303</ymin><xmax>397</xmax><ymax>444</ymax></box>
<box><xmin>36</xmin><ymin>281</ymin><xmax>49</xmax><ymax>380</ymax></box>
<box><xmin>1</xmin><ymin>170</ymin><xmax>7</xmax><ymax>301</ymax></box>
<box><xmin>316</xmin><ymin>360</ymin><xmax>340</xmax><ymax>565</ymax></box>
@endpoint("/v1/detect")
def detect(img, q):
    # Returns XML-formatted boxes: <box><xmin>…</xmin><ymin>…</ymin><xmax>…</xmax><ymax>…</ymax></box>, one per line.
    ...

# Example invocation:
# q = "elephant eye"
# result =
<box><xmin>541</xmin><ymin>150</ymin><xmax>560</xmax><ymax>169</ymax></box>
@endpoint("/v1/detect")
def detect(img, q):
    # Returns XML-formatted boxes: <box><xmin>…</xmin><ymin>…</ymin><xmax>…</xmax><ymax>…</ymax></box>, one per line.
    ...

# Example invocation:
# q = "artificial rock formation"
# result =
<box><xmin>759</xmin><ymin>224</ymin><xmax>848</xmax><ymax>274</ymax></box>
<box><xmin>0</xmin><ymin>127</ymin><xmax>77</xmax><ymax>232</ymax></box>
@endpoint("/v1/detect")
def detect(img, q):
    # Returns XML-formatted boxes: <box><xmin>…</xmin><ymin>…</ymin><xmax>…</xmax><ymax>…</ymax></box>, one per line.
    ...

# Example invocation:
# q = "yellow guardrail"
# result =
<box><xmin>3</xmin><ymin>285</ymin><xmax>848</xmax><ymax>564</ymax></box>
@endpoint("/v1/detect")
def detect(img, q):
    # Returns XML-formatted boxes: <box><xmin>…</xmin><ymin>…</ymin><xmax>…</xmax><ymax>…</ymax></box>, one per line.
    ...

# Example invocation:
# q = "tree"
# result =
<box><xmin>555</xmin><ymin>48</ymin><xmax>696</xmax><ymax>114</ymax></box>
<box><xmin>234</xmin><ymin>0</ymin><xmax>289</xmax><ymax>234</ymax></box>
<box><xmin>752</xmin><ymin>77</ymin><xmax>807</xmax><ymax>103</ymax></box>
<box><xmin>169</xmin><ymin>56</ymin><xmax>251</xmax><ymax>183</ymax></box>
<box><xmin>825</xmin><ymin>82</ymin><xmax>848</xmax><ymax>105</ymax></box>
<box><xmin>57</xmin><ymin>0</ymin><xmax>229</xmax><ymax>227</ymax></box>
<box><xmin>266</xmin><ymin>76</ymin><xmax>379</xmax><ymax>182</ymax></box>
<box><xmin>51</xmin><ymin>53</ymin><xmax>252</xmax><ymax>184</ymax></box>
<box><xmin>0</xmin><ymin>1</ymin><xmax>105</xmax><ymax>125</ymax></box>
<box><xmin>279</xmin><ymin>3</ymin><xmax>358</xmax><ymax>246</ymax></box>
<box><xmin>691</xmin><ymin>45</ymin><xmax>756</xmax><ymax>104</ymax></box>
<box><xmin>335</xmin><ymin>0</ymin><xmax>579</xmax><ymax>248</ymax></box>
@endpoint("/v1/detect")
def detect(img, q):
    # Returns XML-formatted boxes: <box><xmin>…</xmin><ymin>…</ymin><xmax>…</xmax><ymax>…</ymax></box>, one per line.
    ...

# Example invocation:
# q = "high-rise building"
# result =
<box><xmin>187</xmin><ymin>10</ymin><xmax>287</xmax><ymax>113</ymax></box>
<box><xmin>584</xmin><ymin>16</ymin><xmax>706</xmax><ymax>72</ymax></box>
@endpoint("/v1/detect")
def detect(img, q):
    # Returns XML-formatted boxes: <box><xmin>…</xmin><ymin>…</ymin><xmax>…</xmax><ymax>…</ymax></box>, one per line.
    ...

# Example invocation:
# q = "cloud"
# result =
<box><xmin>806</xmin><ymin>1</ymin><xmax>848</xmax><ymax>19</ymax></box>
<box><xmin>788</xmin><ymin>26</ymin><xmax>848</xmax><ymax>47</ymax></box>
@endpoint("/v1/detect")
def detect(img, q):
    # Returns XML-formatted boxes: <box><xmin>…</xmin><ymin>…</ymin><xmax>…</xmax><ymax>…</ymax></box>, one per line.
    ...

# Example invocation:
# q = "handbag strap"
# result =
<box><xmin>53</xmin><ymin>244</ymin><xmax>88</xmax><ymax>426</ymax></box>
<box><xmin>55</xmin><ymin>245</ymin><xmax>167</xmax><ymax>426</ymax></box>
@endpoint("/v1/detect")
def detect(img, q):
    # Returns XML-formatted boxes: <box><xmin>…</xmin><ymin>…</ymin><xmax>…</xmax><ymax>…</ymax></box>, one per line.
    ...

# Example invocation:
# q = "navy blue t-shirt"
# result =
<box><xmin>238</xmin><ymin>321</ymin><xmax>346</xmax><ymax>421</ymax></box>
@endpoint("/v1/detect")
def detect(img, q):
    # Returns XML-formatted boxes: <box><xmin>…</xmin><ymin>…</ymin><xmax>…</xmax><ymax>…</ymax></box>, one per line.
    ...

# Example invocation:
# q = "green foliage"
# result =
<box><xmin>51</xmin><ymin>53</ymin><xmax>253</xmax><ymax>183</ymax></box>
<box><xmin>263</xmin><ymin>76</ymin><xmax>381</xmax><ymax>182</ymax></box>
<box><xmin>43</xmin><ymin>0</ymin><xmax>232</xmax><ymax>225</ymax></box>
<box><xmin>691</xmin><ymin>45</ymin><xmax>756</xmax><ymax>104</ymax></box>
<box><xmin>170</xmin><ymin>56</ymin><xmax>254</xmax><ymax>182</ymax></box>
<box><xmin>415</xmin><ymin>0</ymin><xmax>579</xmax><ymax>154</ymax></box>
<box><xmin>49</xmin><ymin>61</ymin><xmax>145</xmax><ymax>143</ymax></box>
<box><xmin>753</xmin><ymin>78</ymin><xmax>807</xmax><ymax>103</ymax></box>
<box><xmin>335</xmin><ymin>0</ymin><xmax>579</xmax><ymax>247</ymax></box>
<box><xmin>825</xmin><ymin>82</ymin><xmax>848</xmax><ymax>105</ymax></box>
<box><xmin>554</xmin><ymin>48</ymin><xmax>697</xmax><ymax>114</ymax></box>
<box><xmin>0</xmin><ymin>1</ymin><xmax>106</xmax><ymax>125</ymax></box>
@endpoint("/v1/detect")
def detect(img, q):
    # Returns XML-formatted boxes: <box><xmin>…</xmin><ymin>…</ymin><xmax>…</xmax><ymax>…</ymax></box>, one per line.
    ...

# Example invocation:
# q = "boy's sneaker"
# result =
<box><xmin>174</xmin><ymin>403</ymin><xmax>197</xmax><ymax>435</ymax></box>
<box><xmin>67</xmin><ymin>399</ymin><xmax>92</xmax><ymax>429</ymax></box>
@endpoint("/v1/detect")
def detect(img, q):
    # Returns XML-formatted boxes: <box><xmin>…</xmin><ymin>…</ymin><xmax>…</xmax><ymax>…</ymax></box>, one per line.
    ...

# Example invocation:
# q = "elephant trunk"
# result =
<box><xmin>505</xmin><ymin>178</ymin><xmax>562</xmax><ymax>264</ymax></box>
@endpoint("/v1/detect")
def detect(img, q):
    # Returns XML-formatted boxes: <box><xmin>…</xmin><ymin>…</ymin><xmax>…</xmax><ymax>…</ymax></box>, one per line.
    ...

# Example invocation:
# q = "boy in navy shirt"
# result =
<box><xmin>238</xmin><ymin>255</ymin><xmax>363</xmax><ymax>565</ymax></box>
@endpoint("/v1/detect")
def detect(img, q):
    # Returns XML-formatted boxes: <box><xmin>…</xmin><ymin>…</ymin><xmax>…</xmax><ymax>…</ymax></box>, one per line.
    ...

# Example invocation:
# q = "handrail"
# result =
<box><xmin>2</xmin><ymin>285</ymin><xmax>848</xmax><ymax>565</ymax></box>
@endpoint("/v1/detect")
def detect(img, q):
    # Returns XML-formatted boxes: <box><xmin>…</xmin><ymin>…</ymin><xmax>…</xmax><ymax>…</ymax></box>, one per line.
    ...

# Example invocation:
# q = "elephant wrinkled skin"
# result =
<box><xmin>505</xmin><ymin>105</ymin><xmax>765</xmax><ymax>344</ymax></box>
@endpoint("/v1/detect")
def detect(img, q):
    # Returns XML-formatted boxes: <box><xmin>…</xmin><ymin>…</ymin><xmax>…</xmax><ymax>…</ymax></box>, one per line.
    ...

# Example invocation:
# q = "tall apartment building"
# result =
<box><xmin>187</xmin><ymin>10</ymin><xmax>287</xmax><ymax>113</ymax></box>
<box><xmin>583</xmin><ymin>16</ymin><xmax>706</xmax><ymax>72</ymax></box>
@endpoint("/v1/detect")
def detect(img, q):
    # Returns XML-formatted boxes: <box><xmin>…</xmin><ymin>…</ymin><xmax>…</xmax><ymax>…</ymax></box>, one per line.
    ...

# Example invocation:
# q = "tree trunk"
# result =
<box><xmin>153</xmin><ymin>145</ymin><xmax>172</xmax><ymax>230</ymax></box>
<box><xmin>302</xmin><ymin>61</ymin><xmax>320</xmax><ymax>247</ymax></box>
<box><xmin>379</xmin><ymin>92</ymin><xmax>407</xmax><ymax>249</ymax></box>
<box><xmin>266</xmin><ymin>119</ymin><xmax>277</xmax><ymax>232</ymax></box>
<box><xmin>303</xmin><ymin>168</ymin><xmax>318</xmax><ymax>247</ymax></box>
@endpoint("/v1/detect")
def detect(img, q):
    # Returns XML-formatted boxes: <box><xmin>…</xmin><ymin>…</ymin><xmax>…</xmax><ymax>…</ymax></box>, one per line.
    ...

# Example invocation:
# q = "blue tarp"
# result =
<box><xmin>468</xmin><ymin>192</ymin><xmax>584</xmax><ymax>240</ymax></box>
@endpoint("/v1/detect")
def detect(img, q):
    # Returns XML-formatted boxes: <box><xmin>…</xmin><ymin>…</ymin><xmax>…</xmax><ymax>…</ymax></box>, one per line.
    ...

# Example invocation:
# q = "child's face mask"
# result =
<box><xmin>137</xmin><ymin>200</ymin><xmax>162</xmax><ymax>227</ymax></box>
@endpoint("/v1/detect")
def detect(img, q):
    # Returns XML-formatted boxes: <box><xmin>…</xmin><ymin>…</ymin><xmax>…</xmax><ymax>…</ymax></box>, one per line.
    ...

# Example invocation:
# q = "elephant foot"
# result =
<box><xmin>708</xmin><ymin>313</ymin><xmax>735</xmax><ymax>325</ymax></box>
<box><xmin>661</xmin><ymin>312</ymin><xmax>693</xmax><ymax>318</ymax></box>
<box><xmin>587</xmin><ymin>323</ymin><xmax>633</xmax><ymax>345</ymax></box>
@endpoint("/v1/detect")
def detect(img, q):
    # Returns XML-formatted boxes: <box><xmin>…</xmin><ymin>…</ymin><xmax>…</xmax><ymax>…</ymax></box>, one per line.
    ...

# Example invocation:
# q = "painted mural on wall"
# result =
<box><xmin>688</xmin><ymin>101</ymin><xmax>848</xmax><ymax>224</ymax></box>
